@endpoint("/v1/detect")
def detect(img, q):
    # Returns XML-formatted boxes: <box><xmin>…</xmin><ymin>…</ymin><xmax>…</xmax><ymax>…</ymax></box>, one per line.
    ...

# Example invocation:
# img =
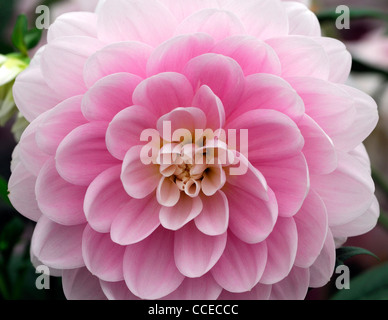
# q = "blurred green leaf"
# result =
<box><xmin>11</xmin><ymin>15</ymin><xmax>28</xmax><ymax>56</ymax></box>
<box><xmin>332</xmin><ymin>263</ymin><xmax>388</xmax><ymax>300</ymax></box>
<box><xmin>0</xmin><ymin>177</ymin><xmax>11</xmax><ymax>207</ymax></box>
<box><xmin>336</xmin><ymin>247</ymin><xmax>379</xmax><ymax>268</ymax></box>
<box><xmin>24</xmin><ymin>28</ymin><xmax>43</xmax><ymax>50</ymax></box>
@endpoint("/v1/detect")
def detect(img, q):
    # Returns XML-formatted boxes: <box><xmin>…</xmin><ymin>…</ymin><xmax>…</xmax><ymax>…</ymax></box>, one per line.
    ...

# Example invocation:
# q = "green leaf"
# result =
<box><xmin>336</xmin><ymin>247</ymin><xmax>379</xmax><ymax>268</ymax></box>
<box><xmin>332</xmin><ymin>263</ymin><xmax>388</xmax><ymax>300</ymax></box>
<box><xmin>0</xmin><ymin>177</ymin><xmax>11</xmax><ymax>207</ymax></box>
<box><xmin>11</xmin><ymin>15</ymin><xmax>28</xmax><ymax>56</ymax></box>
<box><xmin>24</xmin><ymin>28</ymin><xmax>43</xmax><ymax>51</ymax></box>
<box><xmin>0</xmin><ymin>218</ymin><xmax>25</xmax><ymax>255</ymax></box>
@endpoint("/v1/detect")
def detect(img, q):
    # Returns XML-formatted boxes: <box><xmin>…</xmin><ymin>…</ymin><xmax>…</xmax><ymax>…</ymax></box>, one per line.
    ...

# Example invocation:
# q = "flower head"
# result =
<box><xmin>9</xmin><ymin>0</ymin><xmax>379</xmax><ymax>300</ymax></box>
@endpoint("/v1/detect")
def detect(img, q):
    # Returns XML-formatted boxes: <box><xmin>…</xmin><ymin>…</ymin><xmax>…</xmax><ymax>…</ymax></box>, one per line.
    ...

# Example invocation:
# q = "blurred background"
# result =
<box><xmin>1</xmin><ymin>0</ymin><xmax>388</xmax><ymax>300</ymax></box>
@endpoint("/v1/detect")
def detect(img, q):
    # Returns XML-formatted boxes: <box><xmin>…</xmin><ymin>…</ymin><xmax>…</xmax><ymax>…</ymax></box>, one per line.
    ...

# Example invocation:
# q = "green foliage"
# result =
<box><xmin>0</xmin><ymin>177</ymin><xmax>11</xmax><ymax>207</ymax></box>
<box><xmin>11</xmin><ymin>14</ymin><xmax>42</xmax><ymax>56</ymax></box>
<box><xmin>336</xmin><ymin>247</ymin><xmax>379</xmax><ymax>268</ymax></box>
<box><xmin>332</xmin><ymin>263</ymin><xmax>388</xmax><ymax>300</ymax></box>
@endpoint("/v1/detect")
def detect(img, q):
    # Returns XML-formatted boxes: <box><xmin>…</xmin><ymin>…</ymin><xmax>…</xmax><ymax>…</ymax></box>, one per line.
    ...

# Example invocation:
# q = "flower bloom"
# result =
<box><xmin>9</xmin><ymin>0</ymin><xmax>379</xmax><ymax>300</ymax></box>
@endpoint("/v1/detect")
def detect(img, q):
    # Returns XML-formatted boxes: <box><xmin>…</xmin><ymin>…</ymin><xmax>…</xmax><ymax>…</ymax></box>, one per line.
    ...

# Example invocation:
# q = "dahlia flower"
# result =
<box><xmin>9</xmin><ymin>0</ymin><xmax>379</xmax><ymax>300</ymax></box>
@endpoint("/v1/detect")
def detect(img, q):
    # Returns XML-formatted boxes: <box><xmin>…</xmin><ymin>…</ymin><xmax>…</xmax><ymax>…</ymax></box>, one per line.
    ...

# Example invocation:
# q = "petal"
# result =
<box><xmin>212</xmin><ymin>233</ymin><xmax>268</xmax><ymax>293</ymax></box>
<box><xmin>41</xmin><ymin>36</ymin><xmax>104</xmax><ymax>98</ymax></box>
<box><xmin>174</xmin><ymin>222</ymin><xmax>227</xmax><ymax>278</ymax></box>
<box><xmin>195</xmin><ymin>191</ymin><xmax>229</xmax><ymax>236</ymax></box>
<box><xmin>283</xmin><ymin>2</ymin><xmax>321</xmax><ymax>36</ymax></box>
<box><xmin>294</xmin><ymin>190</ymin><xmax>328</xmax><ymax>268</ymax></box>
<box><xmin>82</xmin><ymin>73</ymin><xmax>143</xmax><ymax>122</ymax></box>
<box><xmin>121</xmin><ymin>146</ymin><xmax>161</xmax><ymax>199</ymax></box>
<box><xmin>111</xmin><ymin>195</ymin><xmax>161</xmax><ymax>246</ymax></box>
<box><xmin>160</xmin><ymin>194</ymin><xmax>203</xmax><ymax>231</ymax></box>
<box><xmin>100</xmin><ymin>281</ymin><xmax>140</xmax><ymax>300</ymax></box>
<box><xmin>123</xmin><ymin>228</ymin><xmax>185</xmax><ymax>300</ymax></box>
<box><xmin>36</xmin><ymin>158</ymin><xmax>87</xmax><ymax>226</ymax></box>
<box><xmin>62</xmin><ymin>268</ymin><xmax>107</xmax><ymax>300</ymax></box>
<box><xmin>8</xmin><ymin>162</ymin><xmax>41</xmax><ymax>222</ymax></box>
<box><xmin>331</xmin><ymin>196</ymin><xmax>379</xmax><ymax>238</ymax></box>
<box><xmin>266</xmin><ymin>36</ymin><xmax>330</xmax><ymax>79</ymax></box>
<box><xmin>256</xmin><ymin>153</ymin><xmax>309</xmax><ymax>218</ymax></box>
<box><xmin>183</xmin><ymin>53</ymin><xmax>245</xmax><ymax>116</ymax></box>
<box><xmin>156</xmin><ymin>176</ymin><xmax>181</xmax><ymax>207</ymax></box>
<box><xmin>226</xmin><ymin>181</ymin><xmax>278</xmax><ymax>244</ymax></box>
<box><xmin>218</xmin><ymin>283</ymin><xmax>271</xmax><ymax>300</ymax></box>
<box><xmin>47</xmin><ymin>12</ymin><xmax>98</xmax><ymax>42</ymax></box>
<box><xmin>36</xmin><ymin>95</ymin><xmax>88</xmax><ymax>156</ymax></box>
<box><xmin>84</xmin><ymin>165</ymin><xmax>130</xmax><ymax>233</ymax></box>
<box><xmin>56</xmin><ymin>122</ymin><xmax>120</xmax><ymax>186</ymax></box>
<box><xmin>132</xmin><ymin>72</ymin><xmax>194</xmax><ymax>118</ymax></box>
<box><xmin>298</xmin><ymin>114</ymin><xmax>337</xmax><ymax>175</ymax></box>
<box><xmin>175</xmin><ymin>9</ymin><xmax>246</xmax><ymax>42</ymax></box>
<box><xmin>191</xmin><ymin>85</ymin><xmax>226</xmax><ymax>130</ymax></box>
<box><xmin>13</xmin><ymin>65</ymin><xmax>62</xmax><ymax>122</ymax></box>
<box><xmin>308</xmin><ymin>230</ymin><xmax>336</xmax><ymax>288</ymax></box>
<box><xmin>226</xmin><ymin>109</ymin><xmax>305</xmax><ymax>163</ymax></box>
<box><xmin>31</xmin><ymin>216</ymin><xmax>85</xmax><ymax>269</ymax></box>
<box><xmin>260</xmin><ymin>217</ymin><xmax>298</xmax><ymax>285</ymax></box>
<box><xmin>106</xmin><ymin>106</ymin><xmax>159</xmax><ymax>160</ymax></box>
<box><xmin>83</xmin><ymin>41</ymin><xmax>153</xmax><ymax>88</ymax></box>
<box><xmin>269</xmin><ymin>267</ymin><xmax>310</xmax><ymax>300</ymax></box>
<box><xmin>163</xmin><ymin>274</ymin><xmax>222</xmax><ymax>300</ymax></box>
<box><xmin>311</xmin><ymin>151</ymin><xmax>375</xmax><ymax>227</ymax></box>
<box><xmin>82</xmin><ymin>225</ymin><xmax>125</xmax><ymax>282</ymax></box>
<box><xmin>147</xmin><ymin>33</ymin><xmax>215</xmax><ymax>76</ymax></box>
<box><xmin>211</xmin><ymin>36</ymin><xmax>281</xmax><ymax>76</ymax></box>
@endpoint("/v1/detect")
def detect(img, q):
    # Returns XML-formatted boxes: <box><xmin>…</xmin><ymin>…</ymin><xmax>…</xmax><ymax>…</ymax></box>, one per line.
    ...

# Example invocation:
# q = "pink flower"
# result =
<box><xmin>9</xmin><ymin>0</ymin><xmax>379</xmax><ymax>300</ymax></box>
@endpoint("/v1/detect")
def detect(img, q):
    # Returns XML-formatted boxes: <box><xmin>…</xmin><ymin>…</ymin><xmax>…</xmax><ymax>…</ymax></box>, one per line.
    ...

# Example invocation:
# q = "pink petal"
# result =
<box><xmin>121</xmin><ymin>146</ymin><xmax>161</xmax><ymax>199</ymax></box>
<box><xmin>84</xmin><ymin>165</ymin><xmax>130</xmax><ymax>233</ymax></box>
<box><xmin>47</xmin><ymin>12</ymin><xmax>98</xmax><ymax>42</ymax></box>
<box><xmin>174</xmin><ymin>222</ymin><xmax>227</xmax><ymax>278</ymax></box>
<box><xmin>175</xmin><ymin>9</ymin><xmax>245</xmax><ymax>42</ymax></box>
<box><xmin>294</xmin><ymin>191</ymin><xmax>328</xmax><ymax>268</ymax></box>
<box><xmin>183</xmin><ymin>53</ymin><xmax>245</xmax><ymax>117</ymax></box>
<box><xmin>8</xmin><ymin>162</ymin><xmax>41</xmax><ymax>222</ymax></box>
<box><xmin>308</xmin><ymin>230</ymin><xmax>336</xmax><ymax>288</ymax></box>
<box><xmin>160</xmin><ymin>194</ymin><xmax>203</xmax><ymax>231</ymax></box>
<box><xmin>62</xmin><ymin>268</ymin><xmax>107</xmax><ymax>300</ymax></box>
<box><xmin>97</xmin><ymin>0</ymin><xmax>178</xmax><ymax>46</ymax></box>
<box><xmin>284</xmin><ymin>2</ymin><xmax>321</xmax><ymax>36</ymax></box>
<box><xmin>269</xmin><ymin>267</ymin><xmax>310</xmax><ymax>300</ymax></box>
<box><xmin>111</xmin><ymin>195</ymin><xmax>161</xmax><ymax>245</ymax></box>
<box><xmin>13</xmin><ymin>65</ymin><xmax>62</xmax><ymax>122</ymax></box>
<box><xmin>100</xmin><ymin>281</ymin><xmax>140</xmax><ymax>300</ymax></box>
<box><xmin>226</xmin><ymin>109</ymin><xmax>305</xmax><ymax>163</ymax></box>
<box><xmin>201</xmin><ymin>165</ymin><xmax>226</xmax><ymax>196</ymax></box>
<box><xmin>56</xmin><ymin>122</ymin><xmax>120</xmax><ymax>186</ymax></box>
<box><xmin>311</xmin><ymin>151</ymin><xmax>375</xmax><ymax>227</ymax></box>
<box><xmin>163</xmin><ymin>274</ymin><xmax>223</xmax><ymax>300</ymax></box>
<box><xmin>225</xmin><ymin>0</ymin><xmax>288</xmax><ymax>40</ymax></box>
<box><xmin>331</xmin><ymin>195</ymin><xmax>379</xmax><ymax>238</ymax></box>
<box><xmin>132</xmin><ymin>72</ymin><xmax>194</xmax><ymax>118</ymax></box>
<box><xmin>84</xmin><ymin>41</ymin><xmax>152</xmax><ymax>88</ymax></box>
<box><xmin>260</xmin><ymin>217</ymin><xmax>298</xmax><ymax>285</ymax></box>
<box><xmin>224</xmin><ymin>184</ymin><xmax>278</xmax><ymax>244</ymax></box>
<box><xmin>147</xmin><ymin>33</ymin><xmax>215</xmax><ymax>76</ymax></box>
<box><xmin>298</xmin><ymin>114</ymin><xmax>337</xmax><ymax>175</ymax></box>
<box><xmin>41</xmin><ymin>36</ymin><xmax>104</xmax><ymax>98</ymax></box>
<box><xmin>192</xmin><ymin>85</ymin><xmax>226</xmax><ymax>130</ymax></box>
<box><xmin>31</xmin><ymin>216</ymin><xmax>85</xmax><ymax>269</ymax></box>
<box><xmin>123</xmin><ymin>228</ymin><xmax>185</xmax><ymax>300</ymax></box>
<box><xmin>106</xmin><ymin>106</ymin><xmax>159</xmax><ymax>160</ymax></box>
<box><xmin>82</xmin><ymin>73</ymin><xmax>143</xmax><ymax>122</ymax></box>
<box><xmin>156</xmin><ymin>177</ymin><xmax>181</xmax><ymax>207</ymax></box>
<box><xmin>212</xmin><ymin>233</ymin><xmax>268</xmax><ymax>293</ymax></box>
<box><xmin>36</xmin><ymin>95</ymin><xmax>88</xmax><ymax>156</ymax></box>
<box><xmin>36</xmin><ymin>158</ymin><xmax>87</xmax><ymax>226</ymax></box>
<box><xmin>219</xmin><ymin>283</ymin><xmax>271</xmax><ymax>300</ymax></box>
<box><xmin>266</xmin><ymin>36</ymin><xmax>330</xmax><ymax>80</ymax></box>
<box><xmin>195</xmin><ymin>191</ymin><xmax>229</xmax><ymax>236</ymax></box>
<box><xmin>82</xmin><ymin>225</ymin><xmax>125</xmax><ymax>282</ymax></box>
<box><xmin>212</xmin><ymin>36</ymin><xmax>281</xmax><ymax>76</ymax></box>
